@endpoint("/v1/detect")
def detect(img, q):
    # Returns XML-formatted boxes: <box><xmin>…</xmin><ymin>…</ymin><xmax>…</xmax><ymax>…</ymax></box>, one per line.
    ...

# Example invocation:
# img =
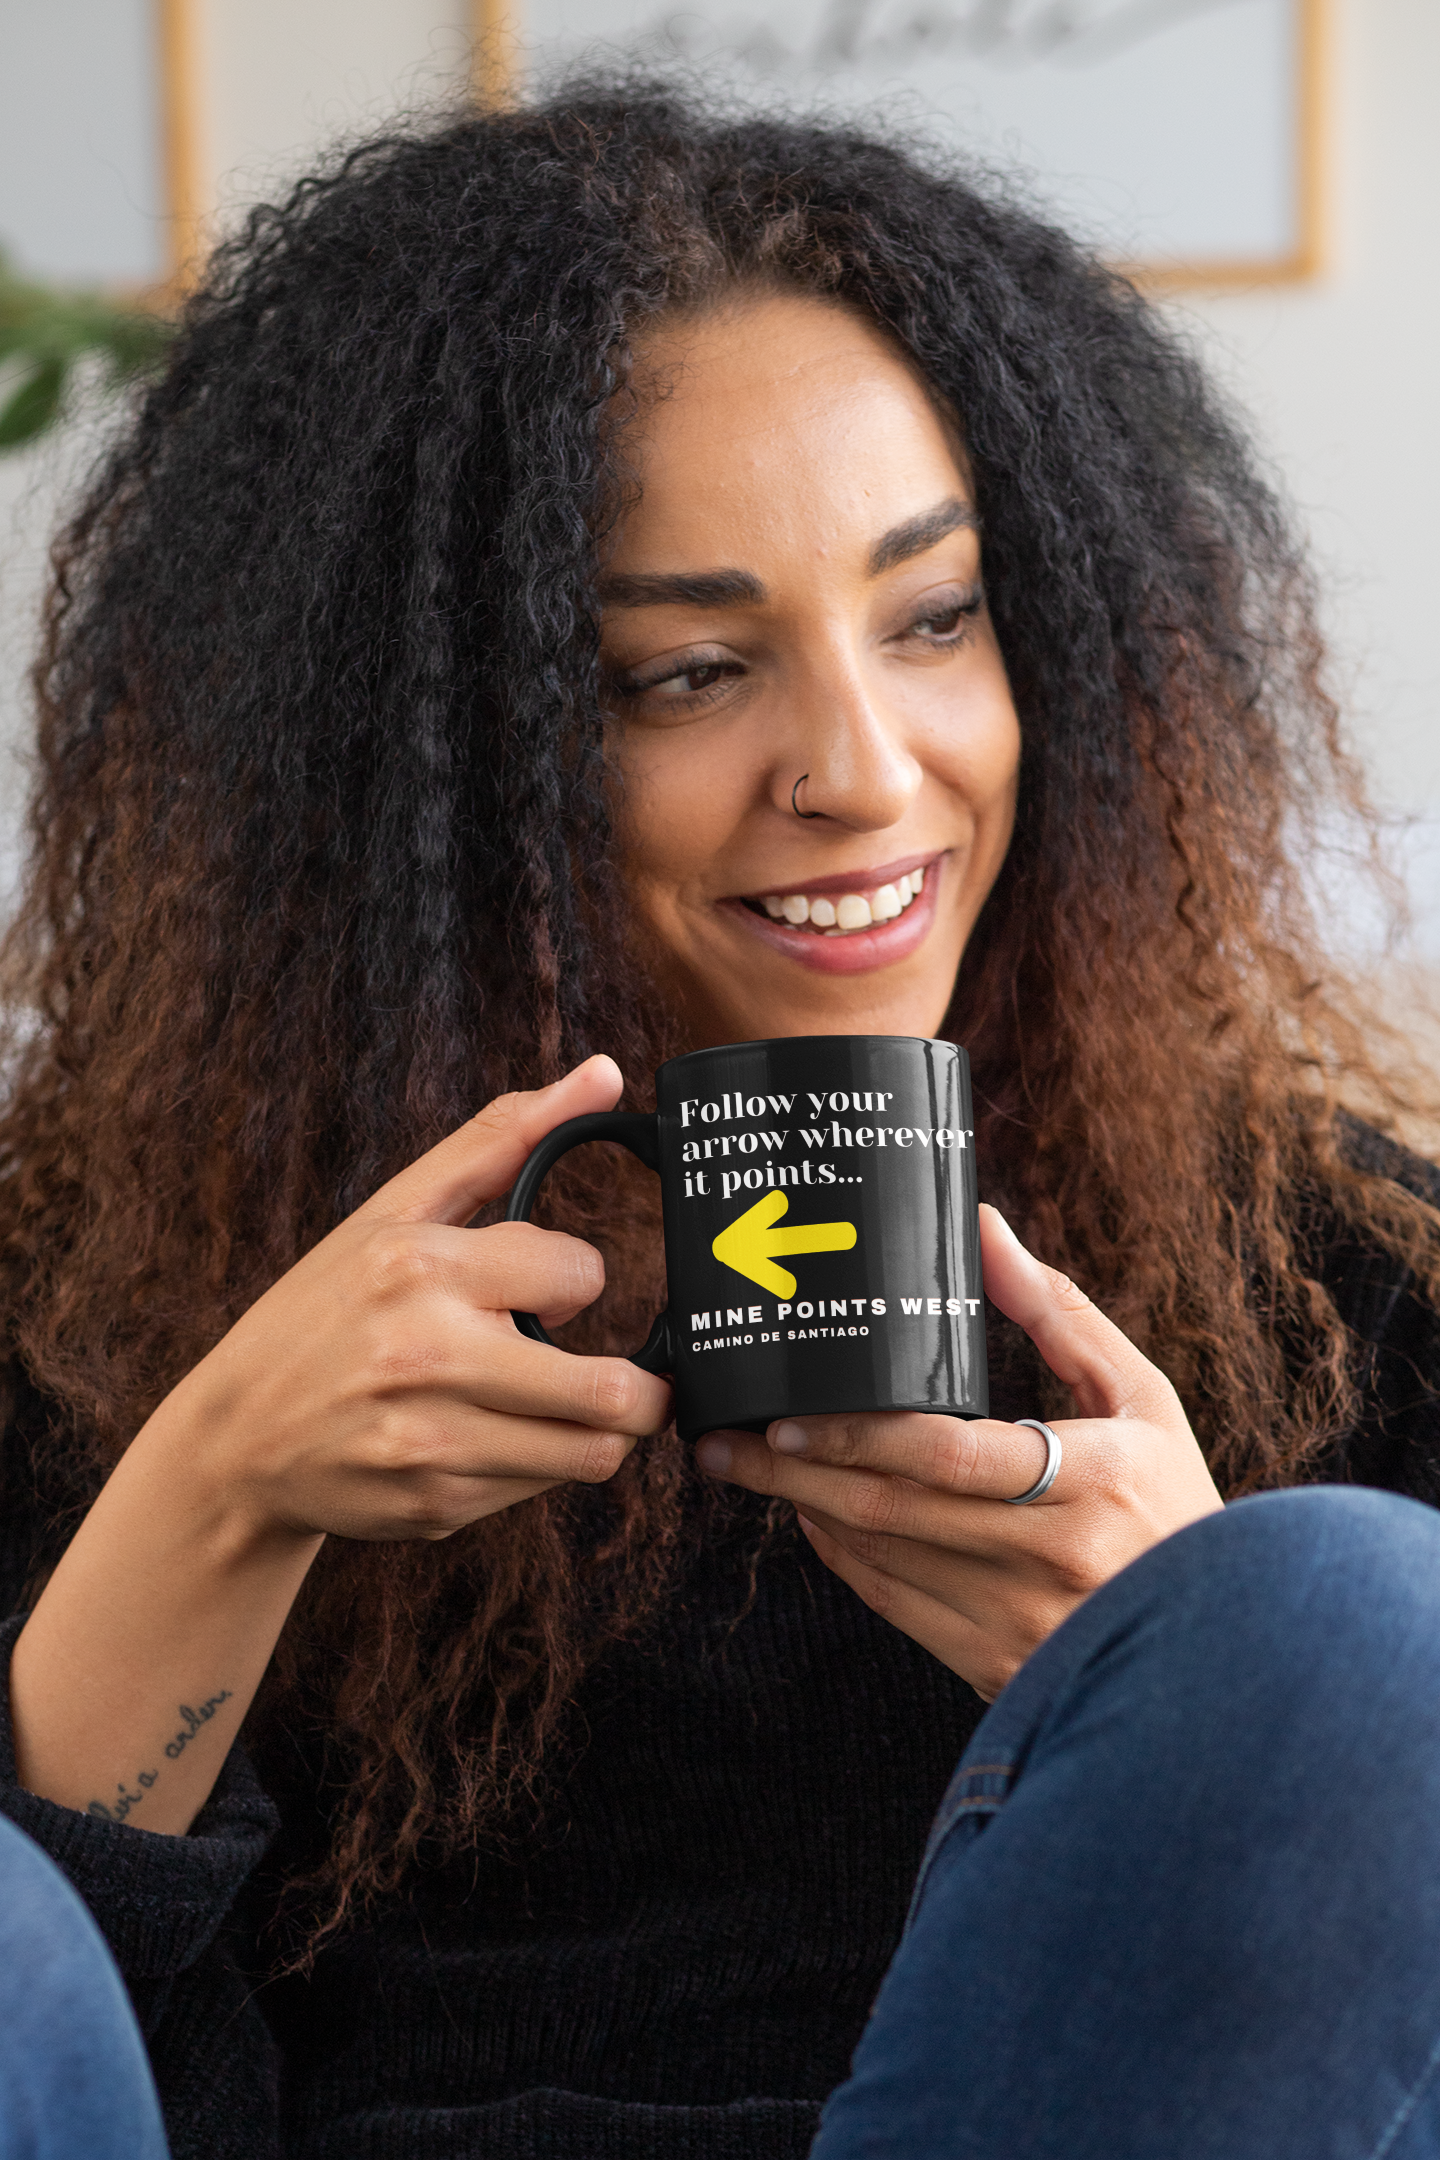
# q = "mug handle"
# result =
<box><xmin>503</xmin><ymin>1111</ymin><xmax>673</xmax><ymax>1375</ymax></box>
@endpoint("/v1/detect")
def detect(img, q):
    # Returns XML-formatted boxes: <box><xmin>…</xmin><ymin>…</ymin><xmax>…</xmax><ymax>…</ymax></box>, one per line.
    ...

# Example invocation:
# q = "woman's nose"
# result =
<box><xmin>773</xmin><ymin>665</ymin><xmax>924</xmax><ymax>832</ymax></box>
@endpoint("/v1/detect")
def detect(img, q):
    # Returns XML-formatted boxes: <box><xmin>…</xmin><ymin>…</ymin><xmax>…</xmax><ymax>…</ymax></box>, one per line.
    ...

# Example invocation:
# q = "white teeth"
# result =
<box><xmin>754</xmin><ymin>864</ymin><xmax>930</xmax><ymax>933</ymax></box>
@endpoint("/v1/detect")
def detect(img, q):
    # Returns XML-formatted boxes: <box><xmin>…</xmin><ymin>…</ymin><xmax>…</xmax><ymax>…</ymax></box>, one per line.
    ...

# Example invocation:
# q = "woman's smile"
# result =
<box><xmin>721</xmin><ymin>849</ymin><xmax>944</xmax><ymax>974</ymax></box>
<box><xmin>602</xmin><ymin>291</ymin><xmax>1021</xmax><ymax>1048</ymax></box>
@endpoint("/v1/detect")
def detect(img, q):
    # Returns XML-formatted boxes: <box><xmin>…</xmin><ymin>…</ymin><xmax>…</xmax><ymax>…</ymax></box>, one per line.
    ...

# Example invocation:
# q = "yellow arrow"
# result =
<box><xmin>711</xmin><ymin>1190</ymin><xmax>857</xmax><ymax>1297</ymax></box>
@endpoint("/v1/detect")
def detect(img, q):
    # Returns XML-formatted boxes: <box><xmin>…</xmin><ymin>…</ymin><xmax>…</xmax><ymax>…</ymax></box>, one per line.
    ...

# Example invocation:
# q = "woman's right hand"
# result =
<box><xmin>144</xmin><ymin>1054</ymin><xmax>672</xmax><ymax>1544</ymax></box>
<box><xmin>13</xmin><ymin>1057</ymin><xmax>662</xmax><ymax>1832</ymax></box>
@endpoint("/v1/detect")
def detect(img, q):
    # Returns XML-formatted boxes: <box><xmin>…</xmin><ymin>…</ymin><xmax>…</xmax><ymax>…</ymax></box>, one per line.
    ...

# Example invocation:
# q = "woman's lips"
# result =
<box><xmin>718</xmin><ymin>855</ymin><xmax>944</xmax><ymax>974</ymax></box>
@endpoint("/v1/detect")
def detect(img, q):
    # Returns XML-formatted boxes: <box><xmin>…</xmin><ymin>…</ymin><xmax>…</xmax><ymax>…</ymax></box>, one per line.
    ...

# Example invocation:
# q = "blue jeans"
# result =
<box><xmin>811</xmin><ymin>1486</ymin><xmax>1440</xmax><ymax>2159</ymax></box>
<box><xmin>0</xmin><ymin>1814</ymin><xmax>169</xmax><ymax>2158</ymax></box>
<box><xmin>6</xmin><ymin>1491</ymin><xmax>1440</xmax><ymax>2158</ymax></box>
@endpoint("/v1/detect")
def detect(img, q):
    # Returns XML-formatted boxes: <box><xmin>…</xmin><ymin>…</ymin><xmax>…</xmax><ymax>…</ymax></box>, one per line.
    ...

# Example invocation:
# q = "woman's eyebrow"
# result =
<box><xmin>596</xmin><ymin>498</ymin><xmax>977</xmax><ymax>610</ymax></box>
<box><xmin>869</xmin><ymin>497</ymin><xmax>979</xmax><ymax>576</ymax></box>
<box><xmin>597</xmin><ymin>569</ymin><xmax>765</xmax><ymax>609</ymax></box>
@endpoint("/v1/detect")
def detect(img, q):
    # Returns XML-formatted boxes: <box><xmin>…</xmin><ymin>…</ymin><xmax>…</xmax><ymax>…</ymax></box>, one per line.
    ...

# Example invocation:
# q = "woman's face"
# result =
<box><xmin>601</xmin><ymin>293</ymin><xmax>1020</xmax><ymax>1049</ymax></box>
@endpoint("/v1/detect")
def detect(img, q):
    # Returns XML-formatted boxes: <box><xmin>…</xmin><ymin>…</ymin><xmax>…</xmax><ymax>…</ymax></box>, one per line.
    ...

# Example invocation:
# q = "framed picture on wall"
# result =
<box><xmin>0</xmin><ymin>0</ymin><xmax>200</xmax><ymax>292</ymax></box>
<box><xmin>505</xmin><ymin>0</ymin><xmax>1324</xmax><ymax>283</ymax></box>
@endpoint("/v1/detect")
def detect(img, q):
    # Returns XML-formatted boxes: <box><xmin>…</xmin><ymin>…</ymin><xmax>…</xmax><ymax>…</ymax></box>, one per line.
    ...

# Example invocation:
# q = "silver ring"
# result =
<box><xmin>1004</xmin><ymin>1419</ymin><xmax>1062</xmax><ymax>1505</ymax></box>
<box><xmin>792</xmin><ymin>773</ymin><xmax>821</xmax><ymax>819</ymax></box>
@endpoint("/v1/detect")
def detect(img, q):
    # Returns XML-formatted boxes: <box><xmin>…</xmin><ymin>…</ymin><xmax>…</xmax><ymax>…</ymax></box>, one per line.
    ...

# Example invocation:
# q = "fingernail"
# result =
<box><xmin>771</xmin><ymin>1421</ymin><xmax>808</xmax><ymax>1456</ymax></box>
<box><xmin>696</xmin><ymin>1437</ymin><xmax>733</xmax><ymax>1477</ymax></box>
<box><xmin>558</xmin><ymin>1054</ymin><xmax>618</xmax><ymax>1090</ymax></box>
<box><xmin>796</xmin><ymin>1511</ymin><xmax>818</xmax><ymax>1535</ymax></box>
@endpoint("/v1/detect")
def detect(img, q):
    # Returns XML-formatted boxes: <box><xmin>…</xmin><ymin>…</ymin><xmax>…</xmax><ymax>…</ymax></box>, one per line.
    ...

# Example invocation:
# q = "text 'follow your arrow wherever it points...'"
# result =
<box><xmin>711</xmin><ymin>1191</ymin><xmax>857</xmax><ymax>1298</ymax></box>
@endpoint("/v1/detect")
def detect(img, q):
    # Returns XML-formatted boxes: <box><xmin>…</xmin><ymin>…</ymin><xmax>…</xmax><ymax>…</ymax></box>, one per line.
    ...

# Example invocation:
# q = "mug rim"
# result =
<box><xmin>656</xmin><ymin>1033</ymin><xmax>960</xmax><ymax>1082</ymax></box>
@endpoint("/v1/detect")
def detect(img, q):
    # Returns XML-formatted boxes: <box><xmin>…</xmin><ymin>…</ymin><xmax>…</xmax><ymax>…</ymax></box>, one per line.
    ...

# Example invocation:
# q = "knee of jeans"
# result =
<box><xmin>1156</xmin><ymin>1484</ymin><xmax>1440</xmax><ymax>1678</ymax></box>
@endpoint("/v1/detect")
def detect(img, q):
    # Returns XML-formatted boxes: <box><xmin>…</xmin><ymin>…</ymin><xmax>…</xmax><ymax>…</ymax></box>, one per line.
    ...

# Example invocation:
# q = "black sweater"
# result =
<box><xmin>3</xmin><ymin>1121</ymin><xmax>1439</xmax><ymax>2160</ymax></box>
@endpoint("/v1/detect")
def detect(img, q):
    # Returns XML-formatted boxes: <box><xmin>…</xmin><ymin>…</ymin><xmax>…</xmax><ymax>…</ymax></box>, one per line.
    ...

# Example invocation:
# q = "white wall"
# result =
<box><xmin>3</xmin><ymin>0</ymin><xmax>1437</xmax><ymax>938</ymax></box>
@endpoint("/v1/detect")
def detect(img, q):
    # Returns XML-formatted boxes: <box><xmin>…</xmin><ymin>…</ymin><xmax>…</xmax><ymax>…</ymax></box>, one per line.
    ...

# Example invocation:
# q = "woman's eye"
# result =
<box><xmin>612</xmin><ymin>654</ymin><xmax>739</xmax><ymax>706</ymax></box>
<box><xmin>899</xmin><ymin>588</ymin><xmax>984</xmax><ymax>645</ymax></box>
<box><xmin>653</xmin><ymin>663</ymin><xmax>727</xmax><ymax>696</ymax></box>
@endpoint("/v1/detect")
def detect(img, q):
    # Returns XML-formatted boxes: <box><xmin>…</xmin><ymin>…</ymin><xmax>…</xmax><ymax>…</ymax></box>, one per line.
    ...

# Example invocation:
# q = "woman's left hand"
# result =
<box><xmin>695</xmin><ymin>1204</ymin><xmax>1224</xmax><ymax>1701</ymax></box>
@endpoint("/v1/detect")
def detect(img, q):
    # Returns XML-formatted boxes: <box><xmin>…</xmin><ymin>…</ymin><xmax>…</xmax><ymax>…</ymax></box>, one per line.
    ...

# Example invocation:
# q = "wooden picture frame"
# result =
<box><xmin>473</xmin><ymin>0</ymin><xmax>521</xmax><ymax>111</ymax></box>
<box><xmin>0</xmin><ymin>0</ymin><xmax>207</xmax><ymax>300</ymax></box>
<box><xmin>480</xmin><ymin>0</ymin><xmax>1327</xmax><ymax>288</ymax></box>
<box><xmin>159</xmin><ymin>0</ymin><xmax>207</xmax><ymax>295</ymax></box>
<box><xmin>1126</xmin><ymin>0</ymin><xmax>1326</xmax><ymax>289</ymax></box>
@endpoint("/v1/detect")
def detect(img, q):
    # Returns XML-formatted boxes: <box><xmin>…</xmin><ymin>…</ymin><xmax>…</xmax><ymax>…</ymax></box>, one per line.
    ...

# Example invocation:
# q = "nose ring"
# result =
<box><xmin>791</xmin><ymin>774</ymin><xmax>822</xmax><ymax>819</ymax></box>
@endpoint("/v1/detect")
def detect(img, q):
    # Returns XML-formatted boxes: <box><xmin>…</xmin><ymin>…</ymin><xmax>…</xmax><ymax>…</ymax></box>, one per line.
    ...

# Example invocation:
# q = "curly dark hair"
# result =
<box><xmin>2</xmin><ymin>77</ymin><xmax>1435</xmax><ymax>1948</ymax></box>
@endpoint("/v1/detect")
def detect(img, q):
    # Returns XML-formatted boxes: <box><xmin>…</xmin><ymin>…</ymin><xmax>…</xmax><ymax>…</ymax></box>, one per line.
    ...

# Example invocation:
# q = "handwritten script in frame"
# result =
<box><xmin>518</xmin><ymin>0</ymin><xmax>1321</xmax><ymax>283</ymax></box>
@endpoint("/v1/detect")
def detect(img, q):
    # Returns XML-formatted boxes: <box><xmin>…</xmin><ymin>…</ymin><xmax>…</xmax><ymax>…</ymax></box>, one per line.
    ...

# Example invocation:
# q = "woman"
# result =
<box><xmin>3</xmin><ymin>80</ymin><xmax>1440</xmax><ymax>2160</ymax></box>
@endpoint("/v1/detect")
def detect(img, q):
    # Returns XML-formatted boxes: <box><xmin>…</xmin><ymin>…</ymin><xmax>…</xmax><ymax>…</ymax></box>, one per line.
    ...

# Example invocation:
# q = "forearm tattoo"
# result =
<box><xmin>85</xmin><ymin>1690</ymin><xmax>234</xmax><ymax>1822</ymax></box>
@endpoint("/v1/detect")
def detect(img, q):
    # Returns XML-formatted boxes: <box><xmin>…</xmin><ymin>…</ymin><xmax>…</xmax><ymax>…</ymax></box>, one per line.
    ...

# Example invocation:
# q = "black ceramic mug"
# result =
<box><xmin>506</xmin><ymin>1035</ymin><xmax>988</xmax><ymax>1443</ymax></box>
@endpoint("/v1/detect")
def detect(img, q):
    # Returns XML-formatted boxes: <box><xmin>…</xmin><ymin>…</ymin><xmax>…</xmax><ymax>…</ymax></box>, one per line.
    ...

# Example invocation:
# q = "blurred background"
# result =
<box><xmin>1</xmin><ymin>0</ymin><xmax>1436</xmax><ymax>1000</ymax></box>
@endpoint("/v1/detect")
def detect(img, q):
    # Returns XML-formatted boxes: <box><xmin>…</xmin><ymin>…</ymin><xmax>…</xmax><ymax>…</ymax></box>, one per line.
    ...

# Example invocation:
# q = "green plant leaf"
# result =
<box><xmin>0</xmin><ymin>241</ymin><xmax>176</xmax><ymax>449</ymax></box>
<box><xmin>99</xmin><ymin>311</ymin><xmax>171</xmax><ymax>378</ymax></box>
<box><xmin>0</xmin><ymin>355</ymin><xmax>67</xmax><ymax>447</ymax></box>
